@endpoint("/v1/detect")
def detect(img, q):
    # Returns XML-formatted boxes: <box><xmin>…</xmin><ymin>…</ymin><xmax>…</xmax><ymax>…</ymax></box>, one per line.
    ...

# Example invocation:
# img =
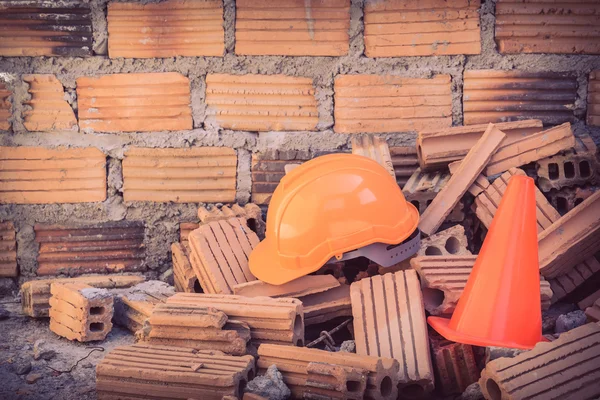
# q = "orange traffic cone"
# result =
<box><xmin>428</xmin><ymin>175</ymin><xmax>544</xmax><ymax>349</ymax></box>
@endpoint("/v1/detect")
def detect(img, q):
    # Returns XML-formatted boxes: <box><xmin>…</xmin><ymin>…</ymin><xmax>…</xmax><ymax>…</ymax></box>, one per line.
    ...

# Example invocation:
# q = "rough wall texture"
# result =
<box><xmin>1</xmin><ymin>0</ymin><xmax>600</xmax><ymax>290</ymax></box>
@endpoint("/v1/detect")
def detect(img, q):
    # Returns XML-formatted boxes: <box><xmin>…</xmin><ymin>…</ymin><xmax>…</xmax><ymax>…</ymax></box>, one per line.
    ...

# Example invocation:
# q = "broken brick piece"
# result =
<box><xmin>49</xmin><ymin>282</ymin><xmax>113</xmax><ymax>342</ymax></box>
<box><xmin>180</xmin><ymin>222</ymin><xmax>200</xmax><ymax>243</ymax></box>
<box><xmin>122</xmin><ymin>147</ymin><xmax>236</xmax><ymax>203</ymax></box>
<box><xmin>463</xmin><ymin>70</ymin><xmax>578</xmax><ymax>125</ymax></box>
<box><xmin>0</xmin><ymin>221</ymin><xmax>17</xmax><ymax>278</ymax></box>
<box><xmin>536</xmin><ymin>134</ymin><xmax>599</xmax><ymax>192</ymax></box>
<box><xmin>389</xmin><ymin>146</ymin><xmax>419</xmax><ymax>188</ymax></box>
<box><xmin>351</xmin><ymin>135</ymin><xmax>395</xmax><ymax>178</ymax></box>
<box><xmin>364</xmin><ymin>0</ymin><xmax>481</xmax><ymax>57</ymax></box>
<box><xmin>0</xmin><ymin>146</ymin><xmax>106</xmax><ymax>204</ymax></box>
<box><xmin>479</xmin><ymin>323</ymin><xmax>600</xmax><ymax>399</ymax></box>
<box><xmin>417</xmin><ymin>120</ymin><xmax>543</xmax><ymax>171</ymax></box>
<box><xmin>418</xmin><ymin>225</ymin><xmax>471</xmax><ymax>257</ymax></box>
<box><xmin>0</xmin><ymin>82</ymin><xmax>11</xmax><ymax>130</ymax></box>
<box><xmin>585</xmin><ymin>298</ymin><xmax>600</xmax><ymax>322</ymax></box>
<box><xmin>350</xmin><ymin>270</ymin><xmax>434</xmax><ymax>396</ymax></box>
<box><xmin>0</xmin><ymin>2</ymin><xmax>92</xmax><ymax>57</ymax></box>
<box><xmin>304</xmin><ymin>362</ymin><xmax>368</xmax><ymax>400</ymax></box>
<box><xmin>232</xmin><ymin>274</ymin><xmax>340</xmax><ymax>299</ymax></box>
<box><xmin>77</xmin><ymin>72</ymin><xmax>192</xmax><ymax>132</ymax></box>
<box><xmin>172</xmin><ymin>242</ymin><xmax>200</xmax><ymax>293</ymax></box>
<box><xmin>547</xmin><ymin>186</ymin><xmax>599</xmax><ymax>216</ymax></box>
<box><xmin>21</xmin><ymin>274</ymin><xmax>144</xmax><ymax>318</ymax></box>
<box><xmin>428</xmin><ymin>330</ymin><xmax>479</xmax><ymax>395</ymax></box>
<box><xmin>167</xmin><ymin>292</ymin><xmax>304</xmax><ymax>347</ymax></box>
<box><xmin>198</xmin><ymin>203</ymin><xmax>265</xmax><ymax>239</ymax></box>
<box><xmin>334</xmin><ymin>74</ymin><xmax>452</xmax><ymax>134</ymax></box>
<box><xmin>419</xmin><ymin>124</ymin><xmax>506</xmax><ymax>236</ymax></box>
<box><xmin>205</xmin><ymin>74</ymin><xmax>318</xmax><ymax>132</ymax></box>
<box><xmin>96</xmin><ymin>344</ymin><xmax>255</xmax><ymax>400</ymax></box>
<box><xmin>188</xmin><ymin>218</ymin><xmax>259</xmax><ymax>294</ymax></box>
<box><xmin>235</xmin><ymin>0</ymin><xmax>349</xmax><ymax>56</ymax></box>
<box><xmin>22</xmin><ymin>75</ymin><xmax>77</xmax><ymax>132</ymax></box>
<box><xmin>539</xmin><ymin>191</ymin><xmax>600</xmax><ymax>278</ymax></box>
<box><xmin>589</xmin><ymin>71</ymin><xmax>600</xmax><ymax>126</ymax></box>
<box><xmin>107</xmin><ymin>0</ymin><xmax>224</xmax><ymax>58</ymax></box>
<box><xmin>34</xmin><ymin>221</ymin><xmax>145</xmax><ymax>276</ymax></box>
<box><xmin>495</xmin><ymin>1</ymin><xmax>600</xmax><ymax>54</ymax></box>
<box><xmin>549</xmin><ymin>256</ymin><xmax>600</xmax><ymax>303</ymax></box>
<box><xmin>302</xmin><ymin>284</ymin><xmax>353</xmax><ymax>326</ymax></box>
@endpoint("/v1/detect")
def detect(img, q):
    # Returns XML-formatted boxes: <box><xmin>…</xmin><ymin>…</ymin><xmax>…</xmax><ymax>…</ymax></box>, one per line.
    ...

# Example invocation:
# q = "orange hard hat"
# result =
<box><xmin>249</xmin><ymin>153</ymin><xmax>420</xmax><ymax>285</ymax></box>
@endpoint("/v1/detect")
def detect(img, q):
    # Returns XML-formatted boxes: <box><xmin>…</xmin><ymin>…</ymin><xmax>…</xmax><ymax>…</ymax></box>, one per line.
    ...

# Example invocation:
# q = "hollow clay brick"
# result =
<box><xmin>235</xmin><ymin>0</ymin><xmax>349</xmax><ymax>56</ymax></box>
<box><xmin>205</xmin><ymin>74</ymin><xmax>318</xmax><ymax>132</ymax></box>
<box><xmin>417</xmin><ymin>119</ymin><xmax>543</xmax><ymax>170</ymax></box>
<box><xmin>0</xmin><ymin>2</ymin><xmax>92</xmax><ymax>57</ymax></box>
<box><xmin>198</xmin><ymin>203</ymin><xmax>265</xmax><ymax>239</ymax></box>
<box><xmin>411</xmin><ymin>255</ymin><xmax>552</xmax><ymax>315</ymax></box>
<box><xmin>0</xmin><ymin>221</ymin><xmax>17</xmax><ymax>278</ymax></box>
<box><xmin>418</xmin><ymin>224</ymin><xmax>472</xmax><ymax>257</ymax></box>
<box><xmin>585</xmin><ymin>299</ymin><xmax>600</xmax><ymax>322</ymax></box>
<box><xmin>428</xmin><ymin>330</ymin><xmax>479</xmax><ymax>395</ymax></box>
<box><xmin>21</xmin><ymin>274</ymin><xmax>144</xmax><ymax>318</ymax></box>
<box><xmin>304</xmin><ymin>362</ymin><xmax>368</xmax><ymax>400</ymax></box>
<box><xmin>0</xmin><ymin>146</ymin><xmax>106</xmax><ymax>204</ymax></box>
<box><xmin>49</xmin><ymin>282</ymin><xmax>113</xmax><ymax>342</ymax></box>
<box><xmin>389</xmin><ymin>146</ymin><xmax>419</xmax><ymax>188</ymax></box>
<box><xmin>495</xmin><ymin>1</ymin><xmax>600</xmax><ymax>54</ymax></box>
<box><xmin>547</xmin><ymin>186</ymin><xmax>599</xmax><ymax>216</ymax></box>
<box><xmin>302</xmin><ymin>284</ymin><xmax>353</xmax><ymax>326</ymax></box>
<box><xmin>351</xmin><ymin>135</ymin><xmax>395</xmax><ymax>178</ymax></box>
<box><xmin>539</xmin><ymin>191</ymin><xmax>600</xmax><ymax>278</ymax></box>
<box><xmin>167</xmin><ymin>292</ymin><xmax>305</xmax><ymax>347</ymax></box>
<box><xmin>479</xmin><ymin>322</ymin><xmax>600</xmax><ymax>400</ymax></box>
<box><xmin>77</xmin><ymin>72</ymin><xmax>192</xmax><ymax>132</ymax></box>
<box><xmin>549</xmin><ymin>256</ymin><xmax>600</xmax><ymax>303</ymax></box>
<box><xmin>334</xmin><ymin>74</ymin><xmax>452</xmax><ymax>134</ymax></box>
<box><xmin>0</xmin><ymin>82</ymin><xmax>10</xmax><ymax>130</ymax></box>
<box><xmin>474</xmin><ymin>168</ymin><xmax>561</xmax><ymax>234</ymax></box>
<box><xmin>463</xmin><ymin>70</ymin><xmax>578</xmax><ymax>125</ymax></box>
<box><xmin>172</xmin><ymin>242</ymin><xmax>200</xmax><ymax>293</ymax></box>
<box><xmin>22</xmin><ymin>74</ymin><xmax>77</xmax><ymax>132</ymax></box>
<box><xmin>251</xmin><ymin>150</ymin><xmax>312</xmax><ymax>204</ymax></box>
<box><xmin>122</xmin><ymin>147</ymin><xmax>236</xmax><ymax>203</ymax></box>
<box><xmin>536</xmin><ymin>134</ymin><xmax>599</xmax><ymax>192</ymax></box>
<box><xmin>188</xmin><ymin>218</ymin><xmax>259</xmax><ymax>295</ymax></box>
<box><xmin>350</xmin><ymin>270</ymin><xmax>434</xmax><ymax>396</ymax></box>
<box><xmin>257</xmin><ymin>343</ymin><xmax>400</xmax><ymax>400</ymax></box>
<box><xmin>107</xmin><ymin>0</ymin><xmax>224</xmax><ymax>58</ymax></box>
<box><xmin>419</xmin><ymin>124</ymin><xmax>506</xmax><ymax>236</ymax></box>
<box><xmin>233</xmin><ymin>274</ymin><xmax>340</xmax><ymax>299</ymax></box>
<box><xmin>364</xmin><ymin>0</ymin><xmax>481</xmax><ymax>57</ymax></box>
<box><xmin>589</xmin><ymin>71</ymin><xmax>600</xmax><ymax>126</ymax></box>
<box><xmin>96</xmin><ymin>344</ymin><xmax>255</xmax><ymax>400</ymax></box>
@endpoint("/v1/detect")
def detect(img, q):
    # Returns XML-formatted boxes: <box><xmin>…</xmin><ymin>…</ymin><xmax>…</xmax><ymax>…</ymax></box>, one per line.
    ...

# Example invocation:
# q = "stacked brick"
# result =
<box><xmin>0</xmin><ymin>221</ymin><xmax>17</xmax><ymax>278</ymax></box>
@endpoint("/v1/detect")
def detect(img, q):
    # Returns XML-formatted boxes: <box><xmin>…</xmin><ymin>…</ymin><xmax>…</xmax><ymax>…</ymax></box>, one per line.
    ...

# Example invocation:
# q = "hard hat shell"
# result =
<box><xmin>249</xmin><ymin>153</ymin><xmax>420</xmax><ymax>285</ymax></box>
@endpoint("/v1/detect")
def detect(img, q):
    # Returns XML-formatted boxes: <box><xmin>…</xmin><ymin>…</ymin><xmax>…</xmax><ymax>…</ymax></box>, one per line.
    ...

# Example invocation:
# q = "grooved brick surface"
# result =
<box><xmin>0</xmin><ymin>146</ymin><xmax>106</xmax><ymax>204</ymax></box>
<box><xmin>463</xmin><ymin>70</ymin><xmax>578</xmax><ymax>125</ymax></box>
<box><xmin>235</xmin><ymin>0</ymin><xmax>350</xmax><ymax>56</ymax></box>
<box><xmin>205</xmin><ymin>74</ymin><xmax>318</xmax><ymax>132</ymax></box>
<box><xmin>0</xmin><ymin>1</ymin><xmax>93</xmax><ymax>57</ymax></box>
<box><xmin>0</xmin><ymin>82</ymin><xmax>11</xmax><ymax>130</ymax></box>
<box><xmin>495</xmin><ymin>0</ymin><xmax>600</xmax><ymax>54</ymax></box>
<box><xmin>549</xmin><ymin>256</ymin><xmax>600</xmax><ymax>303</ymax></box>
<box><xmin>197</xmin><ymin>203</ymin><xmax>265</xmax><ymax>239</ymax></box>
<box><xmin>334</xmin><ymin>74</ymin><xmax>452</xmax><ymax>133</ymax></box>
<box><xmin>350</xmin><ymin>270</ymin><xmax>434</xmax><ymax>395</ymax></box>
<box><xmin>122</xmin><ymin>147</ymin><xmax>236</xmax><ymax>203</ymax></box>
<box><xmin>429</xmin><ymin>330</ymin><xmax>479</xmax><ymax>395</ymax></box>
<box><xmin>107</xmin><ymin>0</ymin><xmax>224</xmax><ymax>58</ymax></box>
<box><xmin>589</xmin><ymin>71</ymin><xmax>600</xmax><ymax>126</ymax></box>
<box><xmin>0</xmin><ymin>221</ymin><xmax>17</xmax><ymax>277</ymax></box>
<box><xmin>22</xmin><ymin>74</ymin><xmax>76</xmax><ymax>131</ymax></box>
<box><xmin>34</xmin><ymin>222</ymin><xmax>145</xmax><ymax>276</ymax></box>
<box><xmin>479</xmin><ymin>323</ymin><xmax>600</xmax><ymax>400</ymax></box>
<box><xmin>171</xmin><ymin>242</ymin><xmax>199</xmax><ymax>293</ymax></box>
<box><xmin>351</xmin><ymin>135</ymin><xmax>395</xmax><ymax>178</ymax></box>
<box><xmin>389</xmin><ymin>146</ymin><xmax>419</xmax><ymax>188</ymax></box>
<box><xmin>364</xmin><ymin>0</ymin><xmax>481</xmax><ymax>57</ymax></box>
<box><xmin>96</xmin><ymin>344</ymin><xmax>255</xmax><ymax>400</ymax></box>
<box><xmin>76</xmin><ymin>72</ymin><xmax>192</xmax><ymax>132</ymax></box>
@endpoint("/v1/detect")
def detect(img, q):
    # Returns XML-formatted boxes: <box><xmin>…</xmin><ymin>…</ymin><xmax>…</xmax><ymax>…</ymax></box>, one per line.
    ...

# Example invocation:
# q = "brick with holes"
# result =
<box><xmin>417</xmin><ymin>225</ymin><xmax>471</xmax><ymax>257</ymax></box>
<box><xmin>547</xmin><ymin>186</ymin><xmax>599</xmax><ymax>216</ymax></box>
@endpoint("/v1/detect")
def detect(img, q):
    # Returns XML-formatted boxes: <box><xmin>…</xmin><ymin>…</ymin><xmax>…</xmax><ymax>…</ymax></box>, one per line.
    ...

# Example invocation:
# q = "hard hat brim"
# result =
<box><xmin>249</xmin><ymin>237</ymin><xmax>316</xmax><ymax>285</ymax></box>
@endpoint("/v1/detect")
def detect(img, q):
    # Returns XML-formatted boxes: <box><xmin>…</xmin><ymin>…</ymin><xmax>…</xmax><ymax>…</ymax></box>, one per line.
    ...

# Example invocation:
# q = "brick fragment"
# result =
<box><xmin>22</xmin><ymin>75</ymin><xmax>76</xmax><ymax>132</ymax></box>
<box><xmin>180</xmin><ymin>222</ymin><xmax>199</xmax><ymax>243</ymax></box>
<box><xmin>418</xmin><ymin>225</ymin><xmax>471</xmax><ymax>257</ymax></box>
<box><xmin>304</xmin><ymin>362</ymin><xmax>368</xmax><ymax>400</ymax></box>
<box><xmin>417</xmin><ymin>120</ymin><xmax>543</xmax><ymax>170</ymax></box>
<box><xmin>205</xmin><ymin>74</ymin><xmax>318</xmax><ymax>132</ymax></box>
<box><xmin>334</xmin><ymin>75</ymin><xmax>452</xmax><ymax>134</ymax></box>
<box><xmin>389</xmin><ymin>146</ymin><xmax>419</xmax><ymax>188</ymax></box>
<box><xmin>251</xmin><ymin>150</ymin><xmax>312</xmax><ymax>204</ymax></box>
<box><xmin>0</xmin><ymin>2</ymin><xmax>92</xmax><ymax>57</ymax></box>
<box><xmin>49</xmin><ymin>283</ymin><xmax>113</xmax><ymax>342</ymax></box>
<box><xmin>188</xmin><ymin>218</ymin><xmax>259</xmax><ymax>294</ymax></box>
<box><xmin>21</xmin><ymin>274</ymin><xmax>144</xmax><ymax>318</ymax></box>
<box><xmin>549</xmin><ymin>256</ymin><xmax>600</xmax><ymax>303</ymax></box>
<box><xmin>495</xmin><ymin>0</ymin><xmax>600</xmax><ymax>54</ymax></box>
<box><xmin>302</xmin><ymin>284</ymin><xmax>353</xmax><ymax>326</ymax></box>
<box><xmin>463</xmin><ymin>70</ymin><xmax>578</xmax><ymax>125</ymax></box>
<box><xmin>112</xmin><ymin>281</ymin><xmax>174</xmax><ymax>334</ymax></box>
<box><xmin>34</xmin><ymin>221</ymin><xmax>145</xmax><ymax>276</ymax></box>
<box><xmin>428</xmin><ymin>330</ymin><xmax>479</xmax><ymax>395</ymax></box>
<box><xmin>419</xmin><ymin>124</ymin><xmax>506</xmax><ymax>236</ymax></box>
<box><xmin>350</xmin><ymin>270</ymin><xmax>434</xmax><ymax>396</ymax></box>
<box><xmin>364</xmin><ymin>0</ymin><xmax>481</xmax><ymax>57</ymax></box>
<box><xmin>589</xmin><ymin>71</ymin><xmax>600</xmax><ymax>126</ymax></box>
<box><xmin>0</xmin><ymin>146</ymin><xmax>106</xmax><ymax>204</ymax></box>
<box><xmin>235</xmin><ymin>0</ymin><xmax>349</xmax><ymax>56</ymax></box>
<box><xmin>198</xmin><ymin>203</ymin><xmax>265</xmax><ymax>239</ymax></box>
<box><xmin>257</xmin><ymin>344</ymin><xmax>400</xmax><ymax>400</ymax></box>
<box><xmin>0</xmin><ymin>82</ymin><xmax>11</xmax><ymax>130</ymax></box>
<box><xmin>539</xmin><ymin>191</ymin><xmax>600</xmax><ymax>278</ymax></box>
<box><xmin>351</xmin><ymin>135</ymin><xmax>395</xmax><ymax>178</ymax></box>
<box><xmin>233</xmin><ymin>274</ymin><xmax>340</xmax><ymax>299</ymax></box>
<box><xmin>77</xmin><ymin>72</ymin><xmax>192</xmax><ymax>132</ymax></box>
<box><xmin>172</xmin><ymin>242</ymin><xmax>200</xmax><ymax>293</ymax></box>
<box><xmin>536</xmin><ymin>134</ymin><xmax>599</xmax><ymax>192</ymax></box>
<box><xmin>479</xmin><ymin>323</ymin><xmax>600</xmax><ymax>400</ymax></box>
<box><xmin>547</xmin><ymin>186</ymin><xmax>599</xmax><ymax>216</ymax></box>
<box><xmin>0</xmin><ymin>221</ymin><xmax>17</xmax><ymax>278</ymax></box>
<box><xmin>585</xmin><ymin>299</ymin><xmax>600</xmax><ymax>322</ymax></box>
<box><xmin>96</xmin><ymin>344</ymin><xmax>255</xmax><ymax>400</ymax></box>
<box><xmin>167</xmin><ymin>293</ymin><xmax>304</xmax><ymax>347</ymax></box>
<box><xmin>474</xmin><ymin>168</ymin><xmax>561</xmax><ymax>234</ymax></box>
<box><xmin>107</xmin><ymin>0</ymin><xmax>224</xmax><ymax>58</ymax></box>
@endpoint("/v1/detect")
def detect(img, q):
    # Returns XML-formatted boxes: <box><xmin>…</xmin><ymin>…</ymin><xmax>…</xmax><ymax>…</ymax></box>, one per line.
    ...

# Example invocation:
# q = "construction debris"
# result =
<box><xmin>429</xmin><ymin>330</ymin><xmax>480</xmax><ymax>395</ymax></box>
<box><xmin>417</xmin><ymin>224</ymin><xmax>471</xmax><ymax>257</ymax></box>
